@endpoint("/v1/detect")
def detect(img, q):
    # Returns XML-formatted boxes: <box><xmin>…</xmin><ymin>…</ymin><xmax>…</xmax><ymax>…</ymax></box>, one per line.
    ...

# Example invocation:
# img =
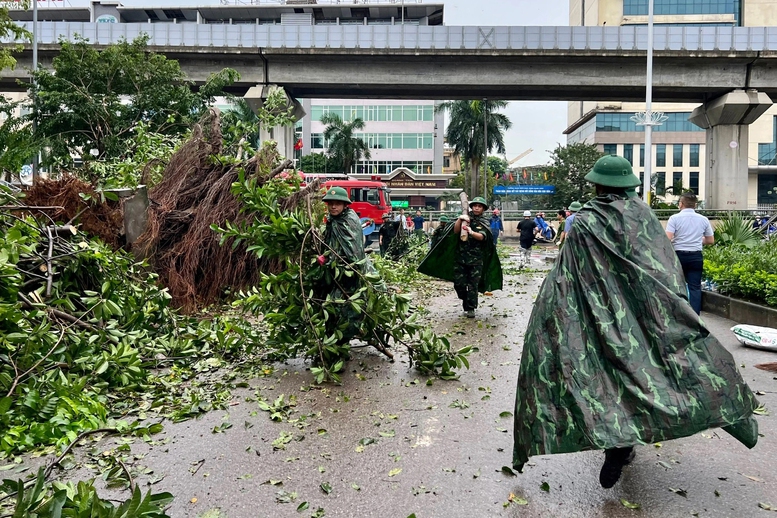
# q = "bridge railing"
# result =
<box><xmin>6</xmin><ymin>22</ymin><xmax>777</xmax><ymax>52</ymax></box>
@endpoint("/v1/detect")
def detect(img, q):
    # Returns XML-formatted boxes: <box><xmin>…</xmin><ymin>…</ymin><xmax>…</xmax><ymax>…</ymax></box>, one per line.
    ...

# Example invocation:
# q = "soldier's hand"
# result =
<box><xmin>458</xmin><ymin>214</ymin><xmax>470</xmax><ymax>222</ymax></box>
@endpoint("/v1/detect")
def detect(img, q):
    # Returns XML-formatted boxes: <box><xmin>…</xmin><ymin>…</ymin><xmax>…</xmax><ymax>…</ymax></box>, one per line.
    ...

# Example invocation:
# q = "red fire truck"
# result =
<box><xmin>320</xmin><ymin>179</ymin><xmax>393</xmax><ymax>224</ymax></box>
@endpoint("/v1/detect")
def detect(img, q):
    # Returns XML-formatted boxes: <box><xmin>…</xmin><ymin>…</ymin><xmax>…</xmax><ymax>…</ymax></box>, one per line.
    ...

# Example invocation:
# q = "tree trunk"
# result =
<box><xmin>470</xmin><ymin>159</ymin><xmax>479</xmax><ymax>198</ymax></box>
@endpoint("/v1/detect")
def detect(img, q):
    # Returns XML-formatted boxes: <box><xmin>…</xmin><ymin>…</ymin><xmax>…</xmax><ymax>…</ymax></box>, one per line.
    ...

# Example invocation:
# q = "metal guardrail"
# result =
<box><xmin>6</xmin><ymin>23</ymin><xmax>777</xmax><ymax>52</ymax></box>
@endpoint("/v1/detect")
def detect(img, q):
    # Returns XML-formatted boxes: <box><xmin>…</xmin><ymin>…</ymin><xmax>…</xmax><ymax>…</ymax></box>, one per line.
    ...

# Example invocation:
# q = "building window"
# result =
<box><xmin>673</xmin><ymin>172</ymin><xmax>683</xmax><ymax>192</ymax></box>
<box><xmin>623</xmin><ymin>144</ymin><xmax>634</xmax><ymax>164</ymax></box>
<box><xmin>655</xmin><ymin>172</ymin><xmax>666</xmax><ymax>195</ymax></box>
<box><xmin>758</xmin><ymin>174</ymin><xmax>777</xmax><ymax>205</ymax></box>
<box><xmin>603</xmin><ymin>144</ymin><xmax>617</xmax><ymax>155</ymax></box>
<box><xmin>656</xmin><ymin>144</ymin><xmax>666</xmax><ymax>167</ymax></box>
<box><xmin>759</xmin><ymin>116</ymin><xmax>777</xmax><ymax>165</ymax></box>
<box><xmin>595</xmin><ymin>112</ymin><xmax>703</xmax><ymax>132</ymax></box>
<box><xmin>623</xmin><ymin>0</ymin><xmax>741</xmax><ymax>24</ymax></box>
<box><xmin>443</xmin><ymin>156</ymin><xmax>451</xmax><ymax>168</ymax></box>
<box><xmin>640</xmin><ymin>144</ymin><xmax>645</xmax><ymax>167</ymax></box>
<box><xmin>673</xmin><ymin>144</ymin><xmax>684</xmax><ymax>167</ymax></box>
<box><xmin>689</xmin><ymin>172</ymin><xmax>699</xmax><ymax>195</ymax></box>
<box><xmin>689</xmin><ymin>144</ymin><xmax>700</xmax><ymax>167</ymax></box>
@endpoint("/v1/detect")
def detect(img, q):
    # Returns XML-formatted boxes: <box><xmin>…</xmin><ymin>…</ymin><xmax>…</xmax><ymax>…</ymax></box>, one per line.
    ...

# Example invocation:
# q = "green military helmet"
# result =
<box><xmin>584</xmin><ymin>154</ymin><xmax>642</xmax><ymax>188</ymax></box>
<box><xmin>322</xmin><ymin>186</ymin><xmax>352</xmax><ymax>204</ymax></box>
<box><xmin>568</xmin><ymin>201</ymin><xmax>583</xmax><ymax>212</ymax></box>
<box><xmin>469</xmin><ymin>196</ymin><xmax>488</xmax><ymax>208</ymax></box>
<box><xmin>439</xmin><ymin>216</ymin><xmax>450</xmax><ymax>223</ymax></box>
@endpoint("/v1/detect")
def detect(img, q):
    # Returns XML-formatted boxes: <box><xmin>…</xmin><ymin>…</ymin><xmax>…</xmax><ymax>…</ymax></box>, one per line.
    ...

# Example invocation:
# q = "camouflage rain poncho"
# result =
<box><xmin>322</xmin><ymin>207</ymin><xmax>382</xmax><ymax>340</ymax></box>
<box><xmin>513</xmin><ymin>194</ymin><xmax>759</xmax><ymax>471</ymax></box>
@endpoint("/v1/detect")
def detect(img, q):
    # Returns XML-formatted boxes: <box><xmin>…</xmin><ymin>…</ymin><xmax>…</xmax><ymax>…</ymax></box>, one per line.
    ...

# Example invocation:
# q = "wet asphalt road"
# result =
<box><xmin>30</xmin><ymin>250</ymin><xmax>777</xmax><ymax>517</ymax></box>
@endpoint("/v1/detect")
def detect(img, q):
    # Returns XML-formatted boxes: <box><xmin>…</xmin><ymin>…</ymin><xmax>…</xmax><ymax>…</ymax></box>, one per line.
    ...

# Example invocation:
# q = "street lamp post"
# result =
<box><xmin>483</xmin><ymin>98</ymin><xmax>488</xmax><ymax>202</ymax></box>
<box><xmin>630</xmin><ymin>0</ymin><xmax>668</xmax><ymax>205</ymax></box>
<box><xmin>31</xmin><ymin>0</ymin><xmax>38</xmax><ymax>184</ymax></box>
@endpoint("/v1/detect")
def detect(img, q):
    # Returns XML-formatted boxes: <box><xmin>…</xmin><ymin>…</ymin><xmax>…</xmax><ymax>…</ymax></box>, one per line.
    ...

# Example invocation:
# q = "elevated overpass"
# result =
<box><xmin>3</xmin><ymin>23</ymin><xmax>777</xmax><ymax>101</ymax></box>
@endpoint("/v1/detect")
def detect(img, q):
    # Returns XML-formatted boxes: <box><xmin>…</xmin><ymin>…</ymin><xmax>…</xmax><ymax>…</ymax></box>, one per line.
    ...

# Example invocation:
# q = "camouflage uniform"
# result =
<box><xmin>453</xmin><ymin>213</ymin><xmax>489</xmax><ymax>311</ymax></box>
<box><xmin>429</xmin><ymin>221</ymin><xmax>449</xmax><ymax>249</ymax></box>
<box><xmin>512</xmin><ymin>194</ymin><xmax>759</xmax><ymax>472</ymax></box>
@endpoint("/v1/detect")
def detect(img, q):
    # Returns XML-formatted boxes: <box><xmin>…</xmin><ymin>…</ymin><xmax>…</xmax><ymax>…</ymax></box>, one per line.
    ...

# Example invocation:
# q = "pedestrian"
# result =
<box><xmin>665</xmin><ymin>193</ymin><xmax>714</xmax><ymax>315</ymax></box>
<box><xmin>557</xmin><ymin>201</ymin><xmax>582</xmax><ymax>247</ymax></box>
<box><xmin>534</xmin><ymin>211</ymin><xmax>554</xmax><ymax>241</ymax></box>
<box><xmin>412</xmin><ymin>210</ymin><xmax>426</xmax><ymax>236</ymax></box>
<box><xmin>489</xmin><ymin>209</ymin><xmax>504</xmax><ymax>246</ymax></box>
<box><xmin>378</xmin><ymin>212</ymin><xmax>398</xmax><ymax>257</ymax></box>
<box><xmin>516</xmin><ymin>210</ymin><xmax>538</xmax><ymax>260</ymax></box>
<box><xmin>430</xmin><ymin>216</ymin><xmax>450</xmax><ymax>249</ymax></box>
<box><xmin>416</xmin><ymin>196</ymin><xmax>503</xmax><ymax>319</ymax></box>
<box><xmin>513</xmin><ymin>154</ymin><xmax>759</xmax><ymax>489</ymax></box>
<box><xmin>394</xmin><ymin>208</ymin><xmax>406</xmax><ymax>223</ymax></box>
<box><xmin>554</xmin><ymin>209</ymin><xmax>566</xmax><ymax>246</ymax></box>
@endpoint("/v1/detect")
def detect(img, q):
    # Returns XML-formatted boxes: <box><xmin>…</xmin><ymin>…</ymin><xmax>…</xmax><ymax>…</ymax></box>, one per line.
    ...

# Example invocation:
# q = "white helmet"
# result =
<box><xmin>523</xmin><ymin>210</ymin><xmax>532</xmax><ymax>217</ymax></box>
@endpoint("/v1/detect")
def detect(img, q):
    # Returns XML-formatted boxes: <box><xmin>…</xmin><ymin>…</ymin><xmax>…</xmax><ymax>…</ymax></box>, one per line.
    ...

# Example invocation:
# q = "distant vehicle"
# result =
<box><xmin>322</xmin><ymin>179</ymin><xmax>393</xmax><ymax>226</ymax></box>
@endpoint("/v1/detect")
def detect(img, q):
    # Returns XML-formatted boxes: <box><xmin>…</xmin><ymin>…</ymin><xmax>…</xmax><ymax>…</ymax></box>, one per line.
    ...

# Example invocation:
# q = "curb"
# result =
<box><xmin>702</xmin><ymin>291</ymin><xmax>777</xmax><ymax>327</ymax></box>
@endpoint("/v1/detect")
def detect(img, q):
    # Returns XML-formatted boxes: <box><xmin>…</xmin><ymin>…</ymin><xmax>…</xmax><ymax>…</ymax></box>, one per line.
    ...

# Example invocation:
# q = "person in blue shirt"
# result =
<box><xmin>557</xmin><ymin>201</ymin><xmax>582</xmax><ymax>247</ymax></box>
<box><xmin>489</xmin><ymin>209</ymin><xmax>505</xmax><ymax>245</ymax></box>
<box><xmin>412</xmin><ymin>210</ymin><xmax>425</xmax><ymax>236</ymax></box>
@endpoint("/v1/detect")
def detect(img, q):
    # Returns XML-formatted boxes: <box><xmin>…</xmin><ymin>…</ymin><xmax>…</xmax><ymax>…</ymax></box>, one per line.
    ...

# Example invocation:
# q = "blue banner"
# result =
<box><xmin>493</xmin><ymin>185</ymin><xmax>556</xmax><ymax>195</ymax></box>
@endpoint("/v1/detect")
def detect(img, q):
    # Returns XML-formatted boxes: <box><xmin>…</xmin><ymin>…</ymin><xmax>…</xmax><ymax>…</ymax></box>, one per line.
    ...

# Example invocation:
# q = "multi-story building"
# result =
<box><xmin>565</xmin><ymin>0</ymin><xmax>777</xmax><ymax>208</ymax></box>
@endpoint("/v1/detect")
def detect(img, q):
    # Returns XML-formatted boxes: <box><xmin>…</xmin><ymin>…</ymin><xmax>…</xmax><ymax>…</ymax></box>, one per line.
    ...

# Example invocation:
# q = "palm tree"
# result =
<box><xmin>437</xmin><ymin>100</ymin><xmax>512</xmax><ymax>198</ymax></box>
<box><xmin>320</xmin><ymin>113</ymin><xmax>371</xmax><ymax>174</ymax></box>
<box><xmin>221</xmin><ymin>98</ymin><xmax>261</xmax><ymax>150</ymax></box>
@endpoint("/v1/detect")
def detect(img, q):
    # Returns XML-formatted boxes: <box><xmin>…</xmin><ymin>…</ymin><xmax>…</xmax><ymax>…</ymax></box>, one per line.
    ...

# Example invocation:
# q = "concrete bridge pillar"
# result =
<box><xmin>244</xmin><ymin>84</ymin><xmax>306</xmax><ymax>161</ymax></box>
<box><xmin>689</xmin><ymin>90</ymin><xmax>772</xmax><ymax>209</ymax></box>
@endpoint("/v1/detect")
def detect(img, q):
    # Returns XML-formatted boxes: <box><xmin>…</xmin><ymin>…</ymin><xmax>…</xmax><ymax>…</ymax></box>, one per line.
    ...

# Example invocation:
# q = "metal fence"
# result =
<box><xmin>8</xmin><ymin>22</ymin><xmax>777</xmax><ymax>52</ymax></box>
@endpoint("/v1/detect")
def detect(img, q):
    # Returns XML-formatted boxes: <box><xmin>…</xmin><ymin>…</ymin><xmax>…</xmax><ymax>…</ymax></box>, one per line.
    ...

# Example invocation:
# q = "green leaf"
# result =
<box><xmin>500</xmin><ymin>466</ymin><xmax>517</xmax><ymax>477</ymax></box>
<box><xmin>540</xmin><ymin>481</ymin><xmax>550</xmax><ymax>492</ymax></box>
<box><xmin>297</xmin><ymin>501</ymin><xmax>310</xmax><ymax>512</ymax></box>
<box><xmin>320</xmin><ymin>482</ymin><xmax>332</xmax><ymax>494</ymax></box>
<box><xmin>388</xmin><ymin>468</ymin><xmax>402</xmax><ymax>477</ymax></box>
<box><xmin>620</xmin><ymin>498</ymin><xmax>641</xmax><ymax>509</ymax></box>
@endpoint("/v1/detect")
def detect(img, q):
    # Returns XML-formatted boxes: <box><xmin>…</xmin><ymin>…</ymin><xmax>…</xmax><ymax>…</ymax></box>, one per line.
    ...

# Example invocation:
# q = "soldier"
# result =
<box><xmin>513</xmin><ymin>155</ymin><xmax>760</xmax><ymax>488</ymax></box>
<box><xmin>378</xmin><ymin>213</ymin><xmax>397</xmax><ymax>257</ymax></box>
<box><xmin>429</xmin><ymin>216</ymin><xmax>450</xmax><ymax>249</ymax></box>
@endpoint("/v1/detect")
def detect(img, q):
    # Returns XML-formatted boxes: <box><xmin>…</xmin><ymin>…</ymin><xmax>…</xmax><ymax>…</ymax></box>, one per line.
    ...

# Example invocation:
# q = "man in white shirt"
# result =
<box><xmin>665</xmin><ymin>193</ymin><xmax>714</xmax><ymax>315</ymax></box>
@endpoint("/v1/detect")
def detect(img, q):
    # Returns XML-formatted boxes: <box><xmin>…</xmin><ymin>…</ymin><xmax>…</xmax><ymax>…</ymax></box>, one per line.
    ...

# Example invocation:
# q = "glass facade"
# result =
<box><xmin>673</xmin><ymin>144</ymin><xmax>684</xmax><ymax>167</ymax></box>
<box><xmin>656</xmin><ymin>144</ymin><xmax>666</xmax><ymax>167</ymax></box>
<box><xmin>757</xmin><ymin>174</ymin><xmax>777</xmax><ymax>205</ymax></box>
<box><xmin>310</xmin><ymin>104</ymin><xmax>434</xmax><ymax>123</ymax></box>
<box><xmin>656</xmin><ymin>172</ymin><xmax>666</xmax><ymax>195</ymax></box>
<box><xmin>311</xmin><ymin>133</ymin><xmax>434</xmax><ymax>150</ymax></box>
<box><xmin>673</xmin><ymin>172</ymin><xmax>683</xmax><ymax>191</ymax></box>
<box><xmin>759</xmin><ymin>116</ymin><xmax>777</xmax><ymax>166</ymax></box>
<box><xmin>689</xmin><ymin>144</ymin><xmax>700</xmax><ymax>167</ymax></box>
<box><xmin>355</xmin><ymin>161</ymin><xmax>434</xmax><ymax>175</ymax></box>
<box><xmin>623</xmin><ymin>144</ymin><xmax>634</xmax><ymax>164</ymax></box>
<box><xmin>603</xmin><ymin>144</ymin><xmax>617</xmax><ymax>155</ymax></box>
<box><xmin>689</xmin><ymin>172</ymin><xmax>699</xmax><ymax>194</ymax></box>
<box><xmin>623</xmin><ymin>0</ymin><xmax>741</xmax><ymax>24</ymax></box>
<box><xmin>596</xmin><ymin>112</ymin><xmax>703</xmax><ymax>133</ymax></box>
<box><xmin>640</xmin><ymin>144</ymin><xmax>645</xmax><ymax>167</ymax></box>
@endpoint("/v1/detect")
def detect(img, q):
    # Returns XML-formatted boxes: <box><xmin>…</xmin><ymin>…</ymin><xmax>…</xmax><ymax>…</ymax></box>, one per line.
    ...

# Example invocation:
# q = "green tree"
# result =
<box><xmin>221</xmin><ymin>98</ymin><xmax>261</xmax><ymax>151</ymax></box>
<box><xmin>436</xmin><ymin>100</ymin><xmax>512</xmax><ymax>198</ymax></box>
<box><xmin>320</xmin><ymin>113</ymin><xmax>371</xmax><ymax>174</ymax></box>
<box><xmin>542</xmin><ymin>142</ymin><xmax>603</xmax><ymax>208</ymax></box>
<box><xmin>0</xmin><ymin>97</ymin><xmax>34</xmax><ymax>181</ymax></box>
<box><xmin>487</xmin><ymin>156</ymin><xmax>509</xmax><ymax>178</ymax></box>
<box><xmin>0</xmin><ymin>1</ymin><xmax>31</xmax><ymax>73</ymax></box>
<box><xmin>28</xmin><ymin>35</ymin><xmax>238</xmax><ymax>168</ymax></box>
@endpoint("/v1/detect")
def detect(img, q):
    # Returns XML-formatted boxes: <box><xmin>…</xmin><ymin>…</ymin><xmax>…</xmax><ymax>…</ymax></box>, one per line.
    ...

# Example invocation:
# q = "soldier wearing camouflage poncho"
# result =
<box><xmin>512</xmin><ymin>155</ymin><xmax>760</xmax><ymax>488</ymax></box>
<box><xmin>319</xmin><ymin>187</ymin><xmax>377</xmax><ymax>343</ymax></box>
<box><xmin>417</xmin><ymin>197</ymin><xmax>502</xmax><ymax>319</ymax></box>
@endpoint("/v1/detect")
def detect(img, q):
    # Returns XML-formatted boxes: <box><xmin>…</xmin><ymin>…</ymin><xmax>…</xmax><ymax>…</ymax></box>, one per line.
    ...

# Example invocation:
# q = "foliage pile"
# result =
<box><xmin>217</xmin><ymin>169</ymin><xmax>470</xmax><ymax>382</ymax></box>
<box><xmin>135</xmin><ymin>109</ymin><xmax>300</xmax><ymax>312</ymax></box>
<box><xmin>0</xmin><ymin>192</ymin><xmax>266</xmax><ymax>456</ymax></box>
<box><xmin>704</xmin><ymin>237</ymin><xmax>777</xmax><ymax>307</ymax></box>
<box><xmin>22</xmin><ymin>175</ymin><xmax>124</xmax><ymax>248</ymax></box>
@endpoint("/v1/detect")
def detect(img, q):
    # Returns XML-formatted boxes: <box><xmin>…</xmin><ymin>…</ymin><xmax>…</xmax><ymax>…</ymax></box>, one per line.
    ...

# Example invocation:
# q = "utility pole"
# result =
<box><xmin>401</xmin><ymin>0</ymin><xmax>404</xmax><ymax>25</ymax></box>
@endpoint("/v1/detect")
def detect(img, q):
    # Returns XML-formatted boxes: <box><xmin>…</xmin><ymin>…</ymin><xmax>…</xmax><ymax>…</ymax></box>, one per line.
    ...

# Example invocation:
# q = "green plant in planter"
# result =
<box><xmin>713</xmin><ymin>212</ymin><xmax>762</xmax><ymax>247</ymax></box>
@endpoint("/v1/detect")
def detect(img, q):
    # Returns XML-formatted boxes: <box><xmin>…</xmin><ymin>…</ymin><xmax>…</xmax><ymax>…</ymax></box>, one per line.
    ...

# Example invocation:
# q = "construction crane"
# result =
<box><xmin>507</xmin><ymin>148</ymin><xmax>533</xmax><ymax>169</ymax></box>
